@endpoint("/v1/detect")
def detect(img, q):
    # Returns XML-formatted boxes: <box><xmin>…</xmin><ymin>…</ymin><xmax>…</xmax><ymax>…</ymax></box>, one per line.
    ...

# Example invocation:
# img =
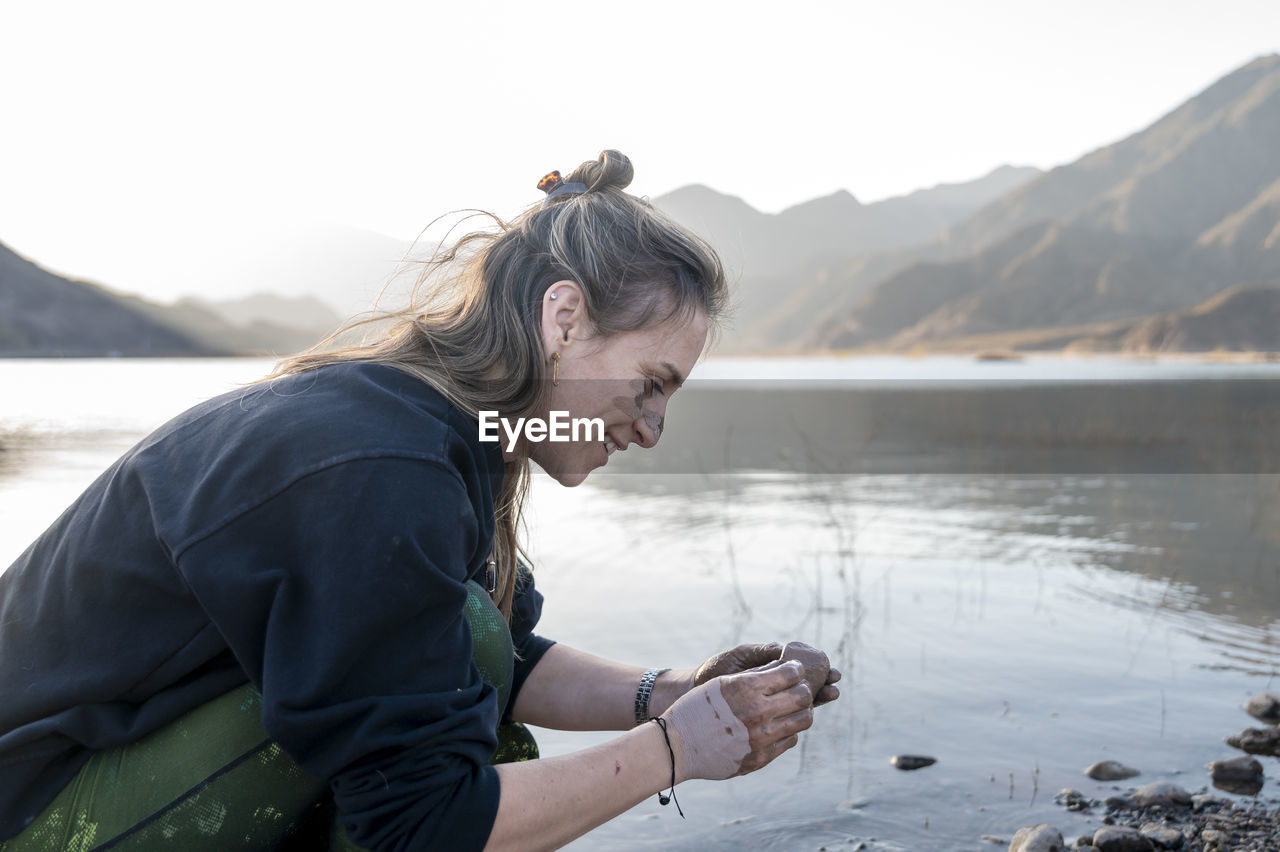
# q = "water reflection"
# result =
<box><xmin>0</xmin><ymin>428</ymin><xmax>146</xmax><ymax>480</ymax></box>
<box><xmin>0</xmin><ymin>430</ymin><xmax>19</xmax><ymax>477</ymax></box>
<box><xmin>536</xmin><ymin>470</ymin><xmax>1279</xmax><ymax>850</ymax></box>
<box><xmin>584</xmin><ymin>471</ymin><xmax>1280</xmax><ymax>634</ymax></box>
<box><xmin>604</xmin><ymin>379</ymin><xmax>1280</xmax><ymax>475</ymax></box>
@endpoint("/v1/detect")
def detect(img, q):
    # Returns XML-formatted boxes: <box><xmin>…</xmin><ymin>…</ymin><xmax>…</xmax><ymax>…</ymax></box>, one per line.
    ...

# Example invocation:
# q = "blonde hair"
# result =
<box><xmin>269</xmin><ymin>150</ymin><xmax>727</xmax><ymax>619</ymax></box>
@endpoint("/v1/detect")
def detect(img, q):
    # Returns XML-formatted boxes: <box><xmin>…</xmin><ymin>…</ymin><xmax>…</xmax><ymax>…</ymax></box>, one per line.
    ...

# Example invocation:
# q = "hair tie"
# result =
<box><xmin>537</xmin><ymin>170</ymin><xmax>588</xmax><ymax>207</ymax></box>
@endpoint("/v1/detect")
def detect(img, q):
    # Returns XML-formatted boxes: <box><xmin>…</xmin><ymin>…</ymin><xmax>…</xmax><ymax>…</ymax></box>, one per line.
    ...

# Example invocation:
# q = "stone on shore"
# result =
<box><xmin>1128</xmin><ymin>783</ymin><xmax>1191</xmax><ymax>809</ymax></box>
<box><xmin>1085</xmin><ymin>760</ymin><xmax>1141</xmax><ymax>781</ymax></box>
<box><xmin>890</xmin><ymin>754</ymin><xmax>936</xmax><ymax>770</ymax></box>
<box><xmin>1200</xmin><ymin>828</ymin><xmax>1226</xmax><ymax>848</ymax></box>
<box><xmin>1008</xmin><ymin>823</ymin><xmax>1064</xmax><ymax>851</ymax></box>
<box><xmin>1138</xmin><ymin>823</ymin><xmax>1184</xmax><ymax>849</ymax></box>
<box><xmin>1243</xmin><ymin>692</ymin><xmax>1280</xmax><ymax>724</ymax></box>
<box><xmin>1096</xmin><ymin>785</ymin><xmax>1278</xmax><ymax>851</ymax></box>
<box><xmin>1190</xmin><ymin>792</ymin><xmax>1225</xmax><ymax>811</ymax></box>
<box><xmin>1225</xmin><ymin>725</ymin><xmax>1280</xmax><ymax>756</ymax></box>
<box><xmin>1207</xmin><ymin>755</ymin><xmax>1264</xmax><ymax>796</ymax></box>
<box><xmin>1055</xmin><ymin>788</ymin><xmax>1092</xmax><ymax>811</ymax></box>
<box><xmin>1091</xmin><ymin>825</ymin><xmax>1154</xmax><ymax>851</ymax></box>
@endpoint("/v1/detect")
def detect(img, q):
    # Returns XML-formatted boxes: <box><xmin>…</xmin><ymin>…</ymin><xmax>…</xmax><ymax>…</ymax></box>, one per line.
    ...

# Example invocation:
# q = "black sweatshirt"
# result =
<box><xmin>0</xmin><ymin>362</ymin><xmax>555</xmax><ymax>849</ymax></box>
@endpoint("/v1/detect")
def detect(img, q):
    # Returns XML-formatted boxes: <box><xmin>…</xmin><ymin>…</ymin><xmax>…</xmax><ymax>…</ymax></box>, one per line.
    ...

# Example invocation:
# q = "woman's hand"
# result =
<box><xmin>683</xmin><ymin>642</ymin><xmax>842</xmax><ymax>707</ymax></box>
<box><xmin>663</xmin><ymin>660</ymin><xmax>815</xmax><ymax>781</ymax></box>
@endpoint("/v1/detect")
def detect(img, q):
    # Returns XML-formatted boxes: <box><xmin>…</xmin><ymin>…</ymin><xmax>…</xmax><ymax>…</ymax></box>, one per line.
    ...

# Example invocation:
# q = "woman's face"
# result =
<box><xmin>524</xmin><ymin>281</ymin><xmax>709</xmax><ymax>487</ymax></box>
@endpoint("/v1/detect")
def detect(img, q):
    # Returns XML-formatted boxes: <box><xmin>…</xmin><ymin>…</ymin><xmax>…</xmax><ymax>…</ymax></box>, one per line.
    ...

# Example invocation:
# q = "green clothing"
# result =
<box><xmin>1</xmin><ymin>581</ymin><xmax>537</xmax><ymax>851</ymax></box>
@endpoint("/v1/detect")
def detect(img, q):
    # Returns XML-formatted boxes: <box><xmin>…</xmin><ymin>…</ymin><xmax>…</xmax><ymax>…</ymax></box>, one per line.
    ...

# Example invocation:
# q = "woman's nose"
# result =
<box><xmin>632</xmin><ymin>405</ymin><xmax>665</xmax><ymax>449</ymax></box>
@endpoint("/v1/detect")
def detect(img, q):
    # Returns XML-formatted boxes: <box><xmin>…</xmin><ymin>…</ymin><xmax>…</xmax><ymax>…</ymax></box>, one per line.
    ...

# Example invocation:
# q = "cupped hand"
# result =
<box><xmin>663</xmin><ymin>660</ymin><xmax>815</xmax><ymax>782</ymax></box>
<box><xmin>691</xmin><ymin>642</ymin><xmax>782</xmax><ymax>684</ymax></box>
<box><xmin>692</xmin><ymin>642</ymin><xmax>842</xmax><ymax>707</ymax></box>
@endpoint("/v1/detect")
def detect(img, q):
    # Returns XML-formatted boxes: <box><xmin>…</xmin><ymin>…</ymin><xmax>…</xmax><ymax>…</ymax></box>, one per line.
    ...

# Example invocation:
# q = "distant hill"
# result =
<box><xmin>817</xmin><ymin>53</ymin><xmax>1280</xmax><ymax>353</ymax></box>
<box><xmin>855</xmin><ymin>283</ymin><xmax>1280</xmax><ymax>355</ymax></box>
<box><xmin>186</xmin><ymin>293</ymin><xmax>343</xmax><ymax>333</ymax></box>
<box><xmin>170</xmin><ymin>293</ymin><xmax>344</xmax><ymax>353</ymax></box>
<box><xmin>206</xmin><ymin>226</ymin><xmax>419</xmax><ymax>320</ymax></box>
<box><xmin>0</xmin><ymin>241</ymin><xmax>217</xmax><ymax>356</ymax></box>
<box><xmin>118</xmin><ymin>293</ymin><xmax>339</xmax><ymax>356</ymax></box>
<box><xmin>1113</xmin><ymin>284</ymin><xmax>1280</xmax><ymax>352</ymax></box>
<box><xmin>653</xmin><ymin>165</ymin><xmax>1041</xmax><ymax>352</ymax></box>
<box><xmin>0</xmin><ymin>240</ymin><xmax>345</xmax><ymax>357</ymax></box>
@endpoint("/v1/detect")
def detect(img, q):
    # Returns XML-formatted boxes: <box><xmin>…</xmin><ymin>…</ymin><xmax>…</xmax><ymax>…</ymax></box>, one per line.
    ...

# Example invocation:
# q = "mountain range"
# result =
<box><xmin>0</xmin><ymin>169</ymin><xmax>1038</xmax><ymax>357</ymax></box>
<box><xmin>651</xmin><ymin>53</ymin><xmax>1280</xmax><ymax>354</ymax></box>
<box><xmin>652</xmin><ymin>165</ymin><xmax>1041</xmax><ymax>351</ymax></box>
<box><xmin>4</xmin><ymin>53</ymin><xmax>1278</xmax><ymax>357</ymax></box>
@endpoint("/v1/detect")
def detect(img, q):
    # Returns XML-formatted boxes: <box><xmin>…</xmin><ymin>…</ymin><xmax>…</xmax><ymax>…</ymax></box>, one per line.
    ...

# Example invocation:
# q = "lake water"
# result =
<box><xmin>2</xmin><ymin>356</ymin><xmax>1279</xmax><ymax>850</ymax></box>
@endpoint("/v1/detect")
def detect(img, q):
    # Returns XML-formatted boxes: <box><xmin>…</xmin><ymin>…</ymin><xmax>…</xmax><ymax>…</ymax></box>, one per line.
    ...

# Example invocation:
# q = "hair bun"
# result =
<box><xmin>566</xmin><ymin>150</ymin><xmax>634</xmax><ymax>193</ymax></box>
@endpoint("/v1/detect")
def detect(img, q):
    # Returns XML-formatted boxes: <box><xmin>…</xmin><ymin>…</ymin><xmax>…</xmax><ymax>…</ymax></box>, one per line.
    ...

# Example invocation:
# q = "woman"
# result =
<box><xmin>0</xmin><ymin>151</ymin><xmax>840</xmax><ymax>850</ymax></box>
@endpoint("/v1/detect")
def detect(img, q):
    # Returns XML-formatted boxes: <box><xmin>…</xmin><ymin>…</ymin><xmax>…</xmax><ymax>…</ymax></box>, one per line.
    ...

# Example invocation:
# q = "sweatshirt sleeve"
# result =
<box><xmin>174</xmin><ymin>457</ymin><xmax>501</xmax><ymax>852</ymax></box>
<box><xmin>503</xmin><ymin>564</ymin><xmax>556</xmax><ymax>725</ymax></box>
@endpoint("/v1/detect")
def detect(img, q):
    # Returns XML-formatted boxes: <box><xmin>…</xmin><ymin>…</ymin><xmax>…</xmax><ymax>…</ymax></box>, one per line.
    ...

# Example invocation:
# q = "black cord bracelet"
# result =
<box><xmin>650</xmin><ymin>717</ymin><xmax>685</xmax><ymax>818</ymax></box>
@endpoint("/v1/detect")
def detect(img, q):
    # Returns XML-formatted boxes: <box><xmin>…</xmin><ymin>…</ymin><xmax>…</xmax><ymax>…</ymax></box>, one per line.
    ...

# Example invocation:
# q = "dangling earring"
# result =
<box><xmin>551</xmin><ymin>351</ymin><xmax>560</xmax><ymax>387</ymax></box>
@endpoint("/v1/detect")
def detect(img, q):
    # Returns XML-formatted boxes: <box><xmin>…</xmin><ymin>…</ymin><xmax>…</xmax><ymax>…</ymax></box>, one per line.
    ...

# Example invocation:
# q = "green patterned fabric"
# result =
<box><xmin>1</xmin><ymin>580</ymin><xmax>535</xmax><ymax>850</ymax></box>
<box><xmin>463</xmin><ymin>579</ymin><xmax>516</xmax><ymax>717</ymax></box>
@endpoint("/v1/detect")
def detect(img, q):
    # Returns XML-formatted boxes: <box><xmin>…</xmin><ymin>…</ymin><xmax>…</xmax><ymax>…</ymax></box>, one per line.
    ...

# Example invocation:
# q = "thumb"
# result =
<box><xmin>737</xmin><ymin>641</ymin><xmax>784</xmax><ymax>666</ymax></box>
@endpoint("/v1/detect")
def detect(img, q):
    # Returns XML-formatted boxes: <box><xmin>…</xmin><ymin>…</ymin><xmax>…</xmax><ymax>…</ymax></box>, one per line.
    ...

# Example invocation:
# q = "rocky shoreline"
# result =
<box><xmin>1004</xmin><ymin>693</ymin><xmax>1280</xmax><ymax>851</ymax></box>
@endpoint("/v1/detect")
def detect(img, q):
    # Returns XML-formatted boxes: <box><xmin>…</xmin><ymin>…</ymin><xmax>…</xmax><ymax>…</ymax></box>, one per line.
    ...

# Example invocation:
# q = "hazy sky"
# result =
<box><xmin>2</xmin><ymin>0</ymin><xmax>1278</xmax><ymax>303</ymax></box>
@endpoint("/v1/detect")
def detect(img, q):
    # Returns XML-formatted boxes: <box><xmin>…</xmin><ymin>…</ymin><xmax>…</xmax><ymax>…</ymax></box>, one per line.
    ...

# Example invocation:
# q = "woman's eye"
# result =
<box><xmin>645</xmin><ymin>378</ymin><xmax>665</xmax><ymax>398</ymax></box>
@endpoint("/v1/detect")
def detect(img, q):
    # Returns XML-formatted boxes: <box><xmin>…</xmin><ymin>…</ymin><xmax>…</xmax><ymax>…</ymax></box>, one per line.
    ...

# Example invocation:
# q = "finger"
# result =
<box><xmin>755</xmin><ymin>660</ymin><xmax>804</xmax><ymax>695</ymax></box>
<box><xmin>749</xmin><ymin>703</ymin><xmax>813</xmax><ymax>751</ymax></box>
<box><xmin>736</xmin><ymin>733</ymin><xmax>800</xmax><ymax>776</ymax></box>
<box><xmin>737</xmin><ymin>641</ymin><xmax>784</xmax><ymax>666</ymax></box>
<box><xmin>825</xmin><ymin>667</ymin><xmax>842</xmax><ymax>685</ymax></box>
<box><xmin>743</xmin><ymin>679</ymin><xmax>812</xmax><ymax>723</ymax></box>
<box><xmin>814</xmin><ymin>684</ymin><xmax>840</xmax><ymax>706</ymax></box>
<box><xmin>769</xmin><ymin>703</ymin><xmax>815</xmax><ymax>736</ymax></box>
<box><xmin>744</xmin><ymin>658</ymin><xmax>789</xmax><ymax>674</ymax></box>
<box><xmin>768</xmin><ymin>679</ymin><xmax>814</xmax><ymax>713</ymax></box>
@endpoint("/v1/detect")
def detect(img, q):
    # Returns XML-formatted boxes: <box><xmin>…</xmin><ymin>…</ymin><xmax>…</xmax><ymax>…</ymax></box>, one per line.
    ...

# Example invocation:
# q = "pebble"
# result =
<box><xmin>889</xmin><ymin>754</ymin><xmax>936</xmax><ymax>770</ymax></box>
<box><xmin>1008</xmin><ymin>823</ymin><xmax>1064</xmax><ymax>852</ymax></box>
<box><xmin>778</xmin><ymin>641</ymin><xmax>830</xmax><ymax>699</ymax></box>
<box><xmin>1129</xmin><ymin>783</ymin><xmax>1192</xmax><ymax>809</ymax></box>
<box><xmin>1086</xmin><ymin>761</ymin><xmax>1142</xmax><ymax>781</ymax></box>
<box><xmin>994</xmin><ymin>693</ymin><xmax>1280</xmax><ymax>851</ymax></box>
<box><xmin>1190</xmin><ymin>793</ymin><xmax>1225</xmax><ymax>811</ymax></box>
<box><xmin>1243</xmin><ymin>692</ymin><xmax>1280</xmax><ymax>725</ymax></box>
<box><xmin>1200</xmin><ymin>828</ymin><xmax>1225</xmax><ymax>847</ymax></box>
<box><xmin>1055</xmin><ymin>789</ymin><xmax>1094</xmax><ymax>812</ymax></box>
<box><xmin>1208</xmin><ymin>754</ymin><xmax>1264</xmax><ymax>796</ymax></box>
<box><xmin>1138</xmin><ymin>823</ymin><xmax>1183</xmax><ymax>849</ymax></box>
<box><xmin>1226</xmin><ymin>726</ymin><xmax>1280</xmax><ymax>757</ymax></box>
<box><xmin>1091</xmin><ymin>825</ymin><xmax>1152</xmax><ymax>851</ymax></box>
<box><xmin>1083</xmin><ymin>782</ymin><xmax>1280</xmax><ymax>852</ymax></box>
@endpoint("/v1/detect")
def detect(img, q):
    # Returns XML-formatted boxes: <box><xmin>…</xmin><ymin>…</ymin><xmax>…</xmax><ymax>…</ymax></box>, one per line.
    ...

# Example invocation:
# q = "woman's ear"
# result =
<box><xmin>541</xmin><ymin>280</ymin><xmax>587</xmax><ymax>351</ymax></box>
